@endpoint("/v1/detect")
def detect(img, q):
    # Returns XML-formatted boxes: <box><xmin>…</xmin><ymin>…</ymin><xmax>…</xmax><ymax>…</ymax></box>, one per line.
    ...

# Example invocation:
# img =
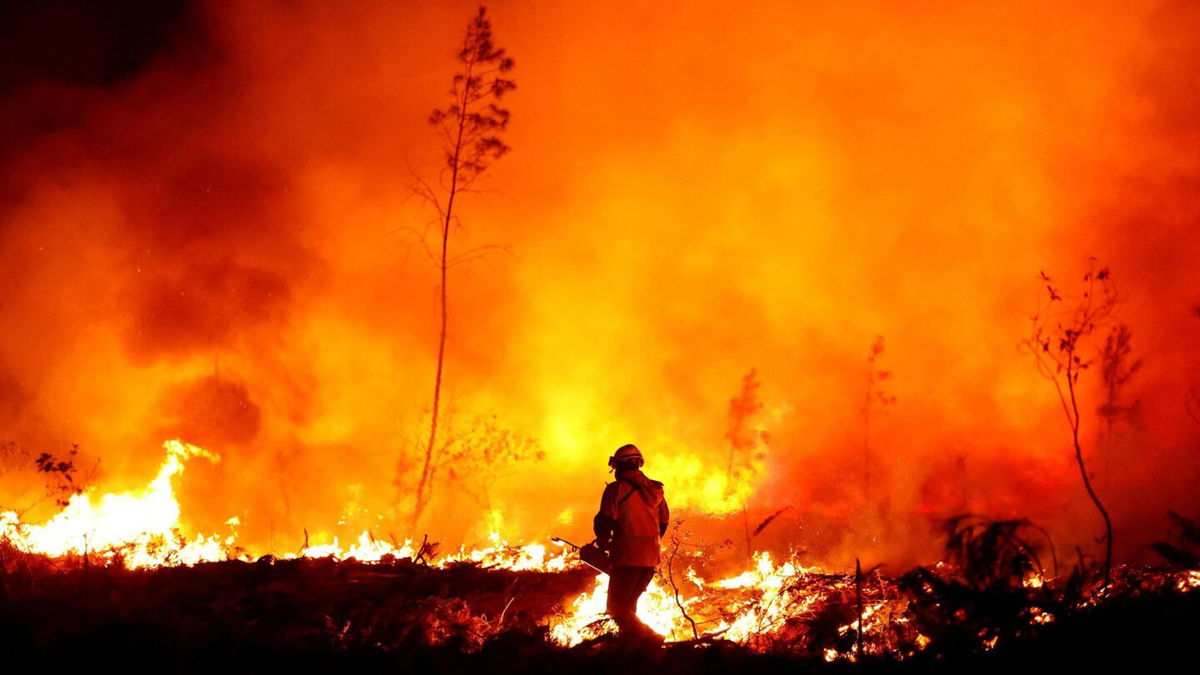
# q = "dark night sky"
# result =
<box><xmin>0</xmin><ymin>0</ymin><xmax>196</xmax><ymax>91</ymax></box>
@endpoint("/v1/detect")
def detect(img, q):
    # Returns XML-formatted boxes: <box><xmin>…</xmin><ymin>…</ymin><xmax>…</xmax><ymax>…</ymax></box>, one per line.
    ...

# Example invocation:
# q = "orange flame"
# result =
<box><xmin>1</xmin><ymin>440</ymin><xmax>228</xmax><ymax>567</ymax></box>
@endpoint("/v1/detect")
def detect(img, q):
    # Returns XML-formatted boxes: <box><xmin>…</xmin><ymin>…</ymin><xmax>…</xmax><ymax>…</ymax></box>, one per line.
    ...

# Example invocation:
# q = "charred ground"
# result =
<box><xmin>1</xmin><ymin>541</ymin><xmax>1196</xmax><ymax>674</ymax></box>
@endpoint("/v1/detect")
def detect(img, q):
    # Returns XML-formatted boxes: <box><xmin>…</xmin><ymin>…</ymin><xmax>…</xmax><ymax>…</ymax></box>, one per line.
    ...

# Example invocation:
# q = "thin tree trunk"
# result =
<box><xmin>855</xmin><ymin>558</ymin><xmax>864</xmax><ymax>659</ymax></box>
<box><xmin>1067</xmin><ymin>362</ymin><xmax>1114</xmax><ymax>585</ymax></box>
<box><xmin>412</xmin><ymin>57</ymin><xmax>473</xmax><ymax>529</ymax></box>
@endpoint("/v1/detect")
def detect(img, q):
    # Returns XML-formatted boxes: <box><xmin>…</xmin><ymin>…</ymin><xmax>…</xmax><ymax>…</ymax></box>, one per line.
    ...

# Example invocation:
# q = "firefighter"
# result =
<box><xmin>593</xmin><ymin>443</ymin><xmax>670</xmax><ymax>643</ymax></box>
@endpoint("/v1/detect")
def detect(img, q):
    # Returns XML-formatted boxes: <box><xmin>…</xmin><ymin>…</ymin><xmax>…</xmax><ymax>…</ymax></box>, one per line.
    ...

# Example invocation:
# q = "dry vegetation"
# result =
<box><xmin>2</xmin><ymin>518</ymin><xmax>1197</xmax><ymax>674</ymax></box>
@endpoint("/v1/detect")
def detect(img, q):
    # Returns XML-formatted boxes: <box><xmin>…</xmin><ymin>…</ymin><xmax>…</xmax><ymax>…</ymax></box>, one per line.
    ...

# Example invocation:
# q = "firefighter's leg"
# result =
<box><xmin>608</xmin><ymin>567</ymin><xmax>660</xmax><ymax>642</ymax></box>
<box><xmin>607</xmin><ymin>566</ymin><xmax>638</xmax><ymax>630</ymax></box>
<box><xmin>627</xmin><ymin>567</ymin><xmax>662</xmax><ymax>642</ymax></box>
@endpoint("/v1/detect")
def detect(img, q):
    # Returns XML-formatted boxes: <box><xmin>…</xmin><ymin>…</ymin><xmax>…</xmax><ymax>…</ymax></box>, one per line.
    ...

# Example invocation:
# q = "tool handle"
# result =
<box><xmin>550</xmin><ymin>536</ymin><xmax>581</xmax><ymax>550</ymax></box>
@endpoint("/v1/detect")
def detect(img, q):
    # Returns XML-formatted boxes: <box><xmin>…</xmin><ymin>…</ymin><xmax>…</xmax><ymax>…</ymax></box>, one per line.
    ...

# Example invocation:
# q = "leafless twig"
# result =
<box><xmin>666</xmin><ymin>525</ymin><xmax>700</xmax><ymax>639</ymax></box>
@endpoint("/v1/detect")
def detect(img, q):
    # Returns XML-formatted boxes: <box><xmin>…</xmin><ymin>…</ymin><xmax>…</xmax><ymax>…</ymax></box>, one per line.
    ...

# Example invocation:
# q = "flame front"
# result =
<box><xmin>2</xmin><ymin>439</ymin><xmax>908</xmax><ymax>654</ymax></box>
<box><xmin>1</xmin><ymin>440</ymin><xmax>576</xmax><ymax>572</ymax></box>
<box><xmin>1</xmin><ymin>440</ymin><xmax>227</xmax><ymax>567</ymax></box>
<box><xmin>2</xmin><ymin>439</ymin><xmax>1196</xmax><ymax>657</ymax></box>
<box><xmin>549</xmin><ymin>550</ymin><xmax>925</xmax><ymax>657</ymax></box>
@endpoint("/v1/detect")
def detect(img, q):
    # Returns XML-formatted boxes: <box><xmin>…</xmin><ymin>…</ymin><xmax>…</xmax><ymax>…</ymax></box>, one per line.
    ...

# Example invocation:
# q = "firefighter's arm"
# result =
<box><xmin>593</xmin><ymin>483</ymin><xmax>618</xmax><ymax>551</ymax></box>
<box><xmin>658</xmin><ymin>494</ymin><xmax>670</xmax><ymax>538</ymax></box>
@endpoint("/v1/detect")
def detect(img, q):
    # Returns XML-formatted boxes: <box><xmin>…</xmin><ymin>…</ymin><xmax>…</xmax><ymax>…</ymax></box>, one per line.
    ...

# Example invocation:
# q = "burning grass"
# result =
<box><xmin>2</xmin><ymin>441</ymin><xmax>1198</xmax><ymax>671</ymax></box>
<box><xmin>1</xmin><ymin>536</ymin><xmax>1197</xmax><ymax>674</ymax></box>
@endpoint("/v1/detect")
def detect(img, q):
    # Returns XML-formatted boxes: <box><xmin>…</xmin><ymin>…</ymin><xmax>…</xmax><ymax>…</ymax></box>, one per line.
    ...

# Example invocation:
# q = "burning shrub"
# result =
<box><xmin>899</xmin><ymin>515</ymin><xmax>1058</xmax><ymax>655</ymax></box>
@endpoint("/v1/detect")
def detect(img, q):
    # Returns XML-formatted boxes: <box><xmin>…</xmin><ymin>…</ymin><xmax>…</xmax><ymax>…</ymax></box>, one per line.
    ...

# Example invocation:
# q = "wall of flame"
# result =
<box><xmin>0</xmin><ymin>0</ymin><xmax>1197</xmax><ymax>568</ymax></box>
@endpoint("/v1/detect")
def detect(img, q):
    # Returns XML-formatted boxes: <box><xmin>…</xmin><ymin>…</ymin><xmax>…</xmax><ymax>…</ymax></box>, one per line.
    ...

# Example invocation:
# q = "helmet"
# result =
<box><xmin>608</xmin><ymin>444</ymin><xmax>644</xmax><ymax>469</ymax></box>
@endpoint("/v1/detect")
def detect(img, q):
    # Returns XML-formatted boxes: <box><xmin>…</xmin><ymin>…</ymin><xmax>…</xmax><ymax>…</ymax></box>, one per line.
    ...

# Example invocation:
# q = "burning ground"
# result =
<box><xmin>2</xmin><ymin>0</ymin><xmax>1200</xmax><ymax>670</ymax></box>
<box><xmin>2</xmin><ymin>517</ymin><xmax>1199</xmax><ymax>672</ymax></box>
<box><xmin>2</xmin><ymin>441</ymin><xmax>1199</xmax><ymax>671</ymax></box>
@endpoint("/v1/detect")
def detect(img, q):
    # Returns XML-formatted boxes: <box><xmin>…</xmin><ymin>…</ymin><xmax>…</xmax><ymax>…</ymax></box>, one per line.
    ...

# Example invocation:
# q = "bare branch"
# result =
<box><xmin>446</xmin><ymin>243</ymin><xmax>512</xmax><ymax>268</ymax></box>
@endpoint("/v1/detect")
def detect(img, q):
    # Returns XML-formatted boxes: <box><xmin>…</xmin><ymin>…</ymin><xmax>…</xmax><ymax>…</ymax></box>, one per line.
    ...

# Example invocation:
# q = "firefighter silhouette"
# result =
<box><xmin>593</xmin><ymin>443</ymin><xmax>669</xmax><ymax>643</ymax></box>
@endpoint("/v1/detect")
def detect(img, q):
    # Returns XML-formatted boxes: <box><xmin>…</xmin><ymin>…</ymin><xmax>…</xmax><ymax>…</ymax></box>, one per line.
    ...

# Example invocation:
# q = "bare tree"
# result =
<box><xmin>1097</xmin><ymin>323</ymin><xmax>1141</xmax><ymax>487</ymax></box>
<box><xmin>861</xmin><ymin>335</ymin><xmax>895</xmax><ymax>502</ymax></box>
<box><xmin>1023</xmin><ymin>262</ymin><xmax>1118</xmax><ymax>584</ymax></box>
<box><xmin>726</xmin><ymin>369</ymin><xmax>764</xmax><ymax>483</ymax></box>
<box><xmin>400</xmin><ymin>6</ymin><xmax>515</xmax><ymax>528</ymax></box>
<box><xmin>726</xmin><ymin>369</ymin><xmax>766</xmax><ymax>559</ymax></box>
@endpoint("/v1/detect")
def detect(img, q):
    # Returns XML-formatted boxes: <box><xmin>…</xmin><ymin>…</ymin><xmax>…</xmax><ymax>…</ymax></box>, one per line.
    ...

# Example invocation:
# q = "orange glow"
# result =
<box><xmin>0</xmin><ymin>0</ymin><xmax>1198</xmax><ymax>582</ymax></box>
<box><xmin>2</xmin><ymin>440</ymin><xmax>575</xmax><ymax>571</ymax></box>
<box><xmin>1</xmin><ymin>440</ymin><xmax>226</xmax><ymax>567</ymax></box>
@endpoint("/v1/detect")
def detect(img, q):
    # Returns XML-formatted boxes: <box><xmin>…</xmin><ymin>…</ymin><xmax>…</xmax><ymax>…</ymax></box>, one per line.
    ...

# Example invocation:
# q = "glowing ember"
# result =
<box><xmin>1179</xmin><ymin>570</ymin><xmax>1200</xmax><ymax>592</ymax></box>
<box><xmin>1030</xmin><ymin>608</ymin><xmax>1055</xmax><ymax>624</ymax></box>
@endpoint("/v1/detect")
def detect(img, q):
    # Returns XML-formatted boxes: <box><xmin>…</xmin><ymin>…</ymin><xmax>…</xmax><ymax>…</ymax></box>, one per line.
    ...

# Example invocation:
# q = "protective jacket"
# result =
<box><xmin>593</xmin><ymin>469</ymin><xmax>669</xmax><ymax>567</ymax></box>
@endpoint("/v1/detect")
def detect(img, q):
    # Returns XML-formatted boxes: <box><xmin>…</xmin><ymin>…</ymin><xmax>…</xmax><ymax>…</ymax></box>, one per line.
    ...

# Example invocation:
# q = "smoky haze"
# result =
<box><xmin>0</xmin><ymin>0</ymin><xmax>1197</xmax><ymax>570</ymax></box>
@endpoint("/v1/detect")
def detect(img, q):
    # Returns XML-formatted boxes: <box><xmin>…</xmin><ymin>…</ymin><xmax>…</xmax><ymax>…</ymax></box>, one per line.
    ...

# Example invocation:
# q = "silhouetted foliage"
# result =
<box><xmin>33</xmin><ymin>445</ymin><xmax>86</xmax><ymax>507</ymax></box>
<box><xmin>941</xmin><ymin>515</ymin><xmax>1047</xmax><ymax>591</ymax></box>
<box><xmin>724</xmin><ymin>369</ymin><xmax>768</xmax><ymax>557</ymax></box>
<box><xmin>725</xmin><ymin>369</ymin><xmax>766</xmax><ymax>483</ymax></box>
<box><xmin>1098</xmin><ymin>324</ymin><xmax>1141</xmax><ymax>426</ymax></box>
<box><xmin>900</xmin><ymin>515</ymin><xmax>1056</xmax><ymax>657</ymax></box>
<box><xmin>1022</xmin><ymin>261</ymin><xmax>1119</xmax><ymax>584</ymax></box>
<box><xmin>1</xmin><ymin>442</ymin><xmax>91</xmax><ymax>513</ymax></box>
<box><xmin>427</xmin><ymin>8</ymin><xmax>515</xmax><ymax>186</ymax></box>
<box><xmin>445</xmin><ymin>413</ymin><xmax>542</xmax><ymax>518</ymax></box>
<box><xmin>1097</xmin><ymin>323</ymin><xmax>1141</xmax><ymax>484</ymax></box>
<box><xmin>861</xmin><ymin>335</ymin><xmax>896</xmax><ymax>500</ymax></box>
